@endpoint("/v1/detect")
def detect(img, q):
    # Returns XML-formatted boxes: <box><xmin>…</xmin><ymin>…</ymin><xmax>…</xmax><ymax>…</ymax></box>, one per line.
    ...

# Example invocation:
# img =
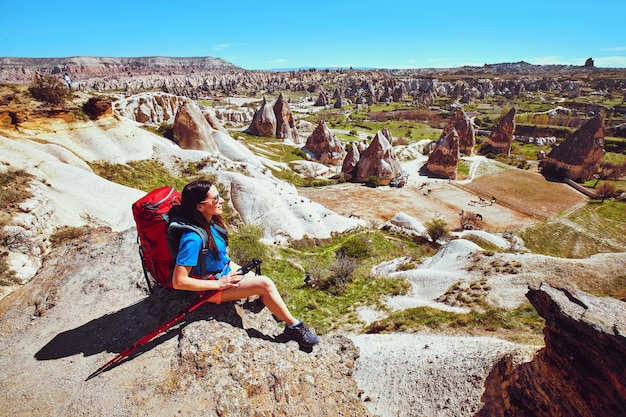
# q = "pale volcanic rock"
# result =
<box><xmin>541</xmin><ymin>114</ymin><xmax>606</xmax><ymax>181</ymax></box>
<box><xmin>426</xmin><ymin>129</ymin><xmax>460</xmax><ymax>179</ymax></box>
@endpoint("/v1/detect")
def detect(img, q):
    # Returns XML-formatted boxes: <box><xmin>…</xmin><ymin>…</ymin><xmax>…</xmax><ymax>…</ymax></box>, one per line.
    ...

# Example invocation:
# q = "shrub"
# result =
<box><xmin>364</xmin><ymin>175</ymin><xmax>380</xmax><ymax>188</ymax></box>
<box><xmin>228</xmin><ymin>223</ymin><xmax>267</xmax><ymax>265</ymax></box>
<box><xmin>596</xmin><ymin>182</ymin><xmax>616</xmax><ymax>199</ymax></box>
<box><xmin>337</xmin><ymin>234</ymin><xmax>371</xmax><ymax>259</ymax></box>
<box><xmin>28</xmin><ymin>75</ymin><xmax>71</xmax><ymax>105</ymax></box>
<box><xmin>425</xmin><ymin>218</ymin><xmax>450</xmax><ymax>242</ymax></box>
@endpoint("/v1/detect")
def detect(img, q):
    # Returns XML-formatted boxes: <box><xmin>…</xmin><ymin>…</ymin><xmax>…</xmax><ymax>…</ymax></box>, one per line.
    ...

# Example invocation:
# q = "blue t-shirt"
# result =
<box><xmin>176</xmin><ymin>225</ymin><xmax>230</xmax><ymax>278</ymax></box>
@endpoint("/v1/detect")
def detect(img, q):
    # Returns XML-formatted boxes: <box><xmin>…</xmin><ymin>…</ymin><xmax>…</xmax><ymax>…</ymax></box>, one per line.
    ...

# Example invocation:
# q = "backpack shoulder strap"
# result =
<box><xmin>167</xmin><ymin>219</ymin><xmax>211</xmax><ymax>279</ymax></box>
<box><xmin>210</xmin><ymin>222</ymin><xmax>228</xmax><ymax>237</ymax></box>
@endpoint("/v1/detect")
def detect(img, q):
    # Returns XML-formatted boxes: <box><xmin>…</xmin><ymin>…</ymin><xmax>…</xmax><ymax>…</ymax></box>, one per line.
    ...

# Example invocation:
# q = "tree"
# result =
<box><xmin>425</xmin><ymin>218</ymin><xmax>450</xmax><ymax>243</ymax></box>
<box><xmin>28</xmin><ymin>75</ymin><xmax>71</xmax><ymax>105</ymax></box>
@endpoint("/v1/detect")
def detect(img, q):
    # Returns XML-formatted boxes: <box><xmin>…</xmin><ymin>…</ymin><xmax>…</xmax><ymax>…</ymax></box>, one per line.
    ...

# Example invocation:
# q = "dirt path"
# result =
<box><xmin>299</xmin><ymin>159</ymin><xmax>570</xmax><ymax>232</ymax></box>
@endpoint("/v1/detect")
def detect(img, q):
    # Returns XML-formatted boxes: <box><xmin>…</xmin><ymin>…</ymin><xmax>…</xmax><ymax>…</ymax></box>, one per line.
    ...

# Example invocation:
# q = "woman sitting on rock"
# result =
<box><xmin>170</xmin><ymin>179</ymin><xmax>319</xmax><ymax>348</ymax></box>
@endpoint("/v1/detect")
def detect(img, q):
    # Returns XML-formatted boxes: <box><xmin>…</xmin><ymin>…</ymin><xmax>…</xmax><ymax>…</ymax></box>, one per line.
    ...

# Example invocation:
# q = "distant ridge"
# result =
<box><xmin>0</xmin><ymin>56</ymin><xmax>243</xmax><ymax>83</ymax></box>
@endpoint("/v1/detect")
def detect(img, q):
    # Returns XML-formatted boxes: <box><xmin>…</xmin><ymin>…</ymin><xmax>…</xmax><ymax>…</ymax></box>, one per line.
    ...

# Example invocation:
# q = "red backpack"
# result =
<box><xmin>132</xmin><ymin>186</ymin><xmax>208</xmax><ymax>291</ymax></box>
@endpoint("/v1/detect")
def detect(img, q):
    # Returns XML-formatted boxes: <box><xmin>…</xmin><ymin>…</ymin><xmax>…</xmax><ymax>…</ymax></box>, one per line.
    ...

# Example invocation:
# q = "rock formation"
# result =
<box><xmin>245</xmin><ymin>95</ymin><xmax>299</xmax><ymax>142</ymax></box>
<box><xmin>341</xmin><ymin>142</ymin><xmax>360</xmax><ymax>181</ymax></box>
<box><xmin>540</xmin><ymin>114</ymin><xmax>606</xmax><ymax>182</ymax></box>
<box><xmin>314</xmin><ymin>91</ymin><xmax>329</xmax><ymax>106</ymax></box>
<box><xmin>479</xmin><ymin>107</ymin><xmax>516</xmax><ymax>156</ymax></box>
<box><xmin>115</xmin><ymin>92</ymin><xmax>187</xmax><ymax>124</ymax></box>
<box><xmin>273</xmin><ymin>93</ymin><xmax>300</xmax><ymax>142</ymax></box>
<box><xmin>355</xmin><ymin>131</ymin><xmax>403</xmax><ymax>185</ymax></box>
<box><xmin>173</xmin><ymin>100</ymin><xmax>219</xmax><ymax>153</ymax></box>
<box><xmin>0</xmin><ymin>228</ymin><xmax>372</xmax><ymax>416</ymax></box>
<box><xmin>425</xmin><ymin>129</ymin><xmax>460</xmax><ymax>179</ymax></box>
<box><xmin>244</xmin><ymin>97</ymin><xmax>277</xmax><ymax>137</ymax></box>
<box><xmin>477</xmin><ymin>283</ymin><xmax>626</xmax><ymax>417</ymax></box>
<box><xmin>442</xmin><ymin>106</ymin><xmax>475</xmax><ymax>155</ymax></box>
<box><xmin>303</xmin><ymin>120</ymin><xmax>346</xmax><ymax>165</ymax></box>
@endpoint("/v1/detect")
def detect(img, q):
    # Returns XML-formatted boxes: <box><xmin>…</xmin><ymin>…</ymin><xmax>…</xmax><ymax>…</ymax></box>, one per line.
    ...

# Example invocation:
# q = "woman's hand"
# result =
<box><xmin>218</xmin><ymin>270</ymin><xmax>243</xmax><ymax>289</ymax></box>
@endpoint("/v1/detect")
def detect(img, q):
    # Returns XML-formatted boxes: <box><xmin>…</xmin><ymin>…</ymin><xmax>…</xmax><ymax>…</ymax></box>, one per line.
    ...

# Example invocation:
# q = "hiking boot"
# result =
<box><xmin>283</xmin><ymin>321</ymin><xmax>320</xmax><ymax>347</ymax></box>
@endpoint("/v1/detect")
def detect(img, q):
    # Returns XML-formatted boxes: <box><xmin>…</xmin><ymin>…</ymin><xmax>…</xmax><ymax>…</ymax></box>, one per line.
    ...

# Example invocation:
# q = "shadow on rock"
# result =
<box><xmin>35</xmin><ymin>287</ymin><xmax>277</xmax><ymax>364</ymax></box>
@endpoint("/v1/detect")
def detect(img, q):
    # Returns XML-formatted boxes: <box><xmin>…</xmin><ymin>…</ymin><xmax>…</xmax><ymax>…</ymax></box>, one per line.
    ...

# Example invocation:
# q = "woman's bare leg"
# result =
<box><xmin>220</xmin><ymin>275</ymin><xmax>297</xmax><ymax>326</ymax></box>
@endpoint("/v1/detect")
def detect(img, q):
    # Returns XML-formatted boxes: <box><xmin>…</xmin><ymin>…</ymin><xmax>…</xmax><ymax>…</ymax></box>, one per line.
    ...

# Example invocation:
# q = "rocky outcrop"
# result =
<box><xmin>479</xmin><ymin>107</ymin><xmax>516</xmax><ymax>156</ymax></box>
<box><xmin>425</xmin><ymin>129</ymin><xmax>460</xmax><ymax>179</ymax></box>
<box><xmin>114</xmin><ymin>92</ymin><xmax>187</xmax><ymax>124</ymax></box>
<box><xmin>173</xmin><ymin>100</ymin><xmax>219</xmax><ymax>153</ymax></box>
<box><xmin>314</xmin><ymin>91</ymin><xmax>329</xmax><ymax>106</ymax></box>
<box><xmin>341</xmin><ymin>142</ymin><xmax>360</xmax><ymax>181</ymax></box>
<box><xmin>244</xmin><ymin>97</ymin><xmax>277</xmax><ymax>137</ymax></box>
<box><xmin>355</xmin><ymin>131</ymin><xmax>403</xmax><ymax>185</ymax></box>
<box><xmin>0</xmin><ymin>228</ymin><xmax>372</xmax><ymax>417</ymax></box>
<box><xmin>443</xmin><ymin>106</ymin><xmax>475</xmax><ymax>155</ymax></box>
<box><xmin>477</xmin><ymin>283</ymin><xmax>626</xmax><ymax>417</ymax></box>
<box><xmin>0</xmin><ymin>56</ymin><xmax>240</xmax><ymax>83</ymax></box>
<box><xmin>273</xmin><ymin>93</ymin><xmax>300</xmax><ymax>142</ymax></box>
<box><xmin>304</xmin><ymin>120</ymin><xmax>346</xmax><ymax>165</ymax></box>
<box><xmin>245</xmin><ymin>95</ymin><xmax>299</xmax><ymax>142</ymax></box>
<box><xmin>540</xmin><ymin>114</ymin><xmax>606</xmax><ymax>182</ymax></box>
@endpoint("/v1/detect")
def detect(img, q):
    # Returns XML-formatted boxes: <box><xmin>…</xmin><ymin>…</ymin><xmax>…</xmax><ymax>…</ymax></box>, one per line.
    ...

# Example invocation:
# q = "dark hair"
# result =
<box><xmin>170</xmin><ymin>179</ymin><xmax>227</xmax><ymax>257</ymax></box>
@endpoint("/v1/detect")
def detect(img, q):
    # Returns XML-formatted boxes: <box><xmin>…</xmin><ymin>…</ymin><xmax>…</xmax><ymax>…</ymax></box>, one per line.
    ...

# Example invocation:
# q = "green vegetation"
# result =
<box><xmin>365</xmin><ymin>303</ymin><xmax>545</xmax><ymax>344</ymax></box>
<box><xmin>425</xmin><ymin>217</ymin><xmax>450</xmax><ymax>243</ymax></box>
<box><xmin>238</xmin><ymin>229</ymin><xmax>435</xmax><ymax>334</ymax></box>
<box><xmin>28</xmin><ymin>75</ymin><xmax>72</xmax><ymax>105</ymax></box>
<box><xmin>519</xmin><ymin>201</ymin><xmax>626</xmax><ymax>258</ymax></box>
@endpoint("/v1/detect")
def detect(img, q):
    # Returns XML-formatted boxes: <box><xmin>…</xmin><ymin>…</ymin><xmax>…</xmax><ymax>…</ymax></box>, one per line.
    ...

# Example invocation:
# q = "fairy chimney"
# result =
<box><xmin>314</xmin><ymin>91</ymin><xmax>329</xmax><ymax>106</ymax></box>
<box><xmin>479</xmin><ymin>107</ymin><xmax>516</xmax><ymax>156</ymax></box>
<box><xmin>355</xmin><ymin>130</ymin><xmax>403</xmax><ymax>185</ymax></box>
<box><xmin>273</xmin><ymin>93</ymin><xmax>300</xmax><ymax>143</ymax></box>
<box><xmin>426</xmin><ymin>129</ymin><xmax>460</xmax><ymax>179</ymax></box>
<box><xmin>341</xmin><ymin>142</ymin><xmax>360</xmax><ymax>181</ymax></box>
<box><xmin>173</xmin><ymin>100</ymin><xmax>219</xmax><ymax>154</ymax></box>
<box><xmin>541</xmin><ymin>114</ymin><xmax>606</xmax><ymax>182</ymax></box>
<box><xmin>244</xmin><ymin>97</ymin><xmax>277</xmax><ymax>137</ymax></box>
<box><xmin>443</xmin><ymin>107</ymin><xmax>475</xmax><ymax>155</ymax></box>
<box><xmin>303</xmin><ymin>120</ymin><xmax>346</xmax><ymax>165</ymax></box>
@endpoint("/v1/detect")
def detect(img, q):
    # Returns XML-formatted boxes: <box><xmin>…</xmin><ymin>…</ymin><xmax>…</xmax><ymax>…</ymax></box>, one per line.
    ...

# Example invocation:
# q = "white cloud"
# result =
<box><xmin>212</xmin><ymin>43</ymin><xmax>232</xmax><ymax>51</ymax></box>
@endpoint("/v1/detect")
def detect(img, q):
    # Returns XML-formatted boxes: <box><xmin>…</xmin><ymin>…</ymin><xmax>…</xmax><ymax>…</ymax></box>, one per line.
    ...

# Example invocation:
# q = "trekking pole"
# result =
<box><xmin>85</xmin><ymin>290</ymin><xmax>213</xmax><ymax>380</ymax></box>
<box><xmin>86</xmin><ymin>259</ymin><xmax>261</xmax><ymax>381</ymax></box>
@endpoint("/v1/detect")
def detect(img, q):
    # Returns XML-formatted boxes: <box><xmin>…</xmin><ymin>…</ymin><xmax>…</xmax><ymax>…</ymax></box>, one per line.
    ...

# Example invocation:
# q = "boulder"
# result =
<box><xmin>540</xmin><ymin>114</ymin><xmax>605</xmax><ymax>182</ymax></box>
<box><xmin>355</xmin><ymin>131</ymin><xmax>403</xmax><ymax>185</ymax></box>
<box><xmin>479</xmin><ymin>107</ymin><xmax>516</xmax><ymax>156</ymax></box>
<box><xmin>425</xmin><ymin>129</ymin><xmax>460</xmax><ymax>179</ymax></box>
<box><xmin>304</xmin><ymin>120</ymin><xmax>346</xmax><ymax>165</ymax></box>
<box><xmin>477</xmin><ymin>283</ymin><xmax>626</xmax><ymax>417</ymax></box>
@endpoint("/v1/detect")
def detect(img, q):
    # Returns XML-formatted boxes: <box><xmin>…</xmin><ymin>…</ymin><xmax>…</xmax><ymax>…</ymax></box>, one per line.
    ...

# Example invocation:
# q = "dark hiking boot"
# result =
<box><xmin>283</xmin><ymin>321</ymin><xmax>320</xmax><ymax>347</ymax></box>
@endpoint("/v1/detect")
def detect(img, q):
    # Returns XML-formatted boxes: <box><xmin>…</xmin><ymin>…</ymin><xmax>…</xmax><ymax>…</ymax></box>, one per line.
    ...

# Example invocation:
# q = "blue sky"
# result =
<box><xmin>2</xmin><ymin>0</ymin><xmax>625</xmax><ymax>70</ymax></box>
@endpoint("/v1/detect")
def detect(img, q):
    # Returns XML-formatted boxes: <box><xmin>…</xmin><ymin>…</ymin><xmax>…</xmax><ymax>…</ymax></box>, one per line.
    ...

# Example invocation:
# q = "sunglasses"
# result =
<box><xmin>199</xmin><ymin>193</ymin><xmax>222</xmax><ymax>204</ymax></box>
